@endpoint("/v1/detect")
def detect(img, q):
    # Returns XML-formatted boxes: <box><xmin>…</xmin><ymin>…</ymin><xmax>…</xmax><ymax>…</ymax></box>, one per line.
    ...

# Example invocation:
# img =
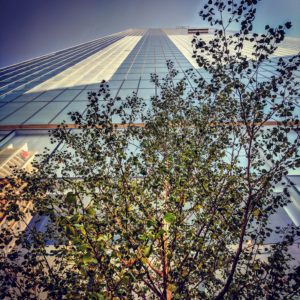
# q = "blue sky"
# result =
<box><xmin>0</xmin><ymin>0</ymin><xmax>299</xmax><ymax>67</ymax></box>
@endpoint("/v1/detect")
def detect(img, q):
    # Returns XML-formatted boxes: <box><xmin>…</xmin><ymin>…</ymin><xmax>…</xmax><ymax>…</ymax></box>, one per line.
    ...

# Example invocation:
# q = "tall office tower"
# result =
<box><xmin>0</xmin><ymin>28</ymin><xmax>300</xmax><ymax>244</ymax></box>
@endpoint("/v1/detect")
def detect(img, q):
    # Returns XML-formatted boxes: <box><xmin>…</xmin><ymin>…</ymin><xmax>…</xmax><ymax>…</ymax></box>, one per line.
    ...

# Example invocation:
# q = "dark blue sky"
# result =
<box><xmin>0</xmin><ymin>0</ymin><xmax>299</xmax><ymax>68</ymax></box>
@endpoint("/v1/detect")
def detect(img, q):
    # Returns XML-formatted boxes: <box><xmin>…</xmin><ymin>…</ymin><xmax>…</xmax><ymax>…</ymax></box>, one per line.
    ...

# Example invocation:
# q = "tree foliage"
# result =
<box><xmin>1</xmin><ymin>0</ymin><xmax>300</xmax><ymax>299</ymax></box>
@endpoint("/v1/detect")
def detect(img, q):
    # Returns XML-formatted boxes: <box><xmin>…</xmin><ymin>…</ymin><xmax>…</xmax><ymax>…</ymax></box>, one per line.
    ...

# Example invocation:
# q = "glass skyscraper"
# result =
<box><xmin>0</xmin><ymin>28</ymin><xmax>300</xmax><ymax>243</ymax></box>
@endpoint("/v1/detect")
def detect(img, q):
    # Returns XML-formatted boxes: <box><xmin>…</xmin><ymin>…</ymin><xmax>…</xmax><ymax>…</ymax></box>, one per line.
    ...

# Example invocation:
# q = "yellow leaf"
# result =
<box><xmin>253</xmin><ymin>209</ymin><xmax>261</xmax><ymax>217</ymax></box>
<box><xmin>198</xmin><ymin>262</ymin><xmax>203</xmax><ymax>269</ymax></box>
<box><xmin>141</xmin><ymin>257</ymin><xmax>148</xmax><ymax>264</ymax></box>
<box><xmin>168</xmin><ymin>284</ymin><xmax>176</xmax><ymax>292</ymax></box>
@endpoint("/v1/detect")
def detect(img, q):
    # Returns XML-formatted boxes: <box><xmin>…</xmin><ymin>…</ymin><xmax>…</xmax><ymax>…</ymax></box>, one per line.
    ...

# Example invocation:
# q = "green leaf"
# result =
<box><xmin>90</xmin><ymin>293</ymin><xmax>106</xmax><ymax>300</ymax></box>
<box><xmin>70</xmin><ymin>213</ymin><xmax>82</xmax><ymax>223</ymax></box>
<box><xmin>66</xmin><ymin>192</ymin><xmax>77</xmax><ymax>203</ymax></box>
<box><xmin>96</xmin><ymin>234</ymin><xmax>109</xmax><ymax>242</ymax></box>
<box><xmin>74</xmin><ymin>224</ymin><xmax>86</xmax><ymax>235</ymax></box>
<box><xmin>82</xmin><ymin>253</ymin><xmax>98</xmax><ymax>264</ymax></box>
<box><xmin>65</xmin><ymin>225</ymin><xmax>76</xmax><ymax>236</ymax></box>
<box><xmin>163</xmin><ymin>212</ymin><xmax>176</xmax><ymax>223</ymax></box>
<box><xmin>144</xmin><ymin>244</ymin><xmax>153</xmax><ymax>257</ymax></box>
<box><xmin>86</xmin><ymin>206</ymin><xmax>96</xmax><ymax>216</ymax></box>
<box><xmin>146</xmin><ymin>219</ymin><xmax>155</xmax><ymax>227</ymax></box>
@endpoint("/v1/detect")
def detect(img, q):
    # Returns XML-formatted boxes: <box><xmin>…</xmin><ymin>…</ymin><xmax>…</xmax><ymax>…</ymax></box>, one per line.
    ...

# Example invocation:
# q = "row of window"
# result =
<box><xmin>0</xmin><ymin>33</ymin><xmax>131</xmax><ymax>97</ymax></box>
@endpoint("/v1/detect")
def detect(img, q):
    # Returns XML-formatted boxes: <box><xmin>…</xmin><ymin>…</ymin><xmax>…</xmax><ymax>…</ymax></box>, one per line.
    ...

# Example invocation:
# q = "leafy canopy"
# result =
<box><xmin>1</xmin><ymin>0</ymin><xmax>300</xmax><ymax>299</ymax></box>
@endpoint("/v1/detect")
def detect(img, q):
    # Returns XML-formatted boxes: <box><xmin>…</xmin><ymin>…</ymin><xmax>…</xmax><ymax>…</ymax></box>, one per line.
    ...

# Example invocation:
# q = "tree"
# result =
<box><xmin>1</xmin><ymin>0</ymin><xmax>300</xmax><ymax>299</ymax></box>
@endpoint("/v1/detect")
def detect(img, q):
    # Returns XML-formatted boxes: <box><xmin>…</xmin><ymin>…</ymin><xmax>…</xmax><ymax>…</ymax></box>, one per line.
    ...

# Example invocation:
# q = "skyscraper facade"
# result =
<box><xmin>0</xmin><ymin>28</ymin><xmax>300</xmax><ymax>244</ymax></box>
